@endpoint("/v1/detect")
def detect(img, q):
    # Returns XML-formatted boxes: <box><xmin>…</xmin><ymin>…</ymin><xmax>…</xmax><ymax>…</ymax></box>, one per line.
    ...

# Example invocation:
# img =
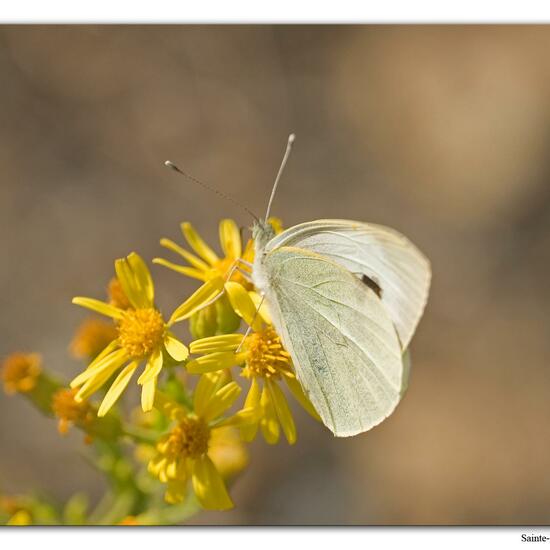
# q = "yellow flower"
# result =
<box><xmin>148</xmin><ymin>375</ymin><xmax>254</xmax><ymax>510</ymax></box>
<box><xmin>51</xmin><ymin>388</ymin><xmax>95</xmax><ymax>437</ymax></box>
<box><xmin>70</xmin><ymin>253</ymin><xmax>191</xmax><ymax>416</ymax></box>
<box><xmin>70</xmin><ymin>318</ymin><xmax>118</xmax><ymax>360</ymax></box>
<box><xmin>187</xmin><ymin>284</ymin><xmax>320</xmax><ymax>445</ymax></box>
<box><xmin>1</xmin><ymin>353</ymin><xmax>42</xmax><ymax>395</ymax></box>
<box><xmin>154</xmin><ymin>219</ymin><xmax>253</xmax><ymax>339</ymax></box>
<box><xmin>154</xmin><ymin>219</ymin><xmax>253</xmax><ymax>287</ymax></box>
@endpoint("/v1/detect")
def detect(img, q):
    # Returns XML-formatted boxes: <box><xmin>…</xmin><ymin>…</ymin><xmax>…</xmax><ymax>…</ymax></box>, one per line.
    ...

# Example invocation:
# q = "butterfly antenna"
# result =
<box><xmin>164</xmin><ymin>161</ymin><xmax>259</xmax><ymax>222</ymax></box>
<box><xmin>265</xmin><ymin>133</ymin><xmax>295</xmax><ymax>220</ymax></box>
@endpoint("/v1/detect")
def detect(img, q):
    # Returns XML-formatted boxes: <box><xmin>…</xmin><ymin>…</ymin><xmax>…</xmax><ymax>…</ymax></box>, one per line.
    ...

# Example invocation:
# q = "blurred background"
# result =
<box><xmin>1</xmin><ymin>25</ymin><xmax>550</xmax><ymax>525</ymax></box>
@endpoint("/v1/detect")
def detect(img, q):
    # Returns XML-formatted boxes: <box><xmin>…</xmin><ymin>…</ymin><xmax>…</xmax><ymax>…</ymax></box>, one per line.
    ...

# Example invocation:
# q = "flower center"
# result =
<box><xmin>117</xmin><ymin>308</ymin><xmax>165</xmax><ymax>358</ymax></box>
<box><xmin>167</xmin><ymin>417</ymin><xmax>210</xmax><ymax>459</ymax></box>
<box><xmin>1</xmin><ymin>353</ymin><xmax>42</xmax><ymax>394</ymax></box>
<box><xmin>242</xmin><ymin>327</ymin><xmax>292</xmax><ymax>379</ymax></box>
<box><xmin>52</xmin><ymin>388</ymin><xmax>94</xmax><ymax>434</ymax></box>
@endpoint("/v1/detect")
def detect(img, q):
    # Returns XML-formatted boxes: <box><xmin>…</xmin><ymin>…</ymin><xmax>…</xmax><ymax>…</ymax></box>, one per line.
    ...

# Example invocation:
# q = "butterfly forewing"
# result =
<box><xmin>265</xmin><ymin>220</ymin><xmax>431</xmax><ymax>349</ymax></box>
<box><xmin>262</xmin><ymin>246</ymin><xmax>404</xmax><ymax>437</ymax></box>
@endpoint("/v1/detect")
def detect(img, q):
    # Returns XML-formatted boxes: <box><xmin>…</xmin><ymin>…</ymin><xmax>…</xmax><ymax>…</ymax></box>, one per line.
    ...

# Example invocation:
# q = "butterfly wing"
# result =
<box><xmin>265</xmin><ymin>220</ymin><xmax>431</xmax><ymax>349</ymax></box>
<box><xmin>261</xmin><ymin>246</ymin><xmax>404</xmax><ymax>436</ymax></box>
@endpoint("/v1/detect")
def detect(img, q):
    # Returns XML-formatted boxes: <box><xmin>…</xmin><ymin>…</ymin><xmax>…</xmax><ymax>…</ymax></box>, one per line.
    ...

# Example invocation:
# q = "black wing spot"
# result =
<box><xmin>361</xmin><ymin>274</ymin><xmax>382</xmax><ymax>298</ymax></box>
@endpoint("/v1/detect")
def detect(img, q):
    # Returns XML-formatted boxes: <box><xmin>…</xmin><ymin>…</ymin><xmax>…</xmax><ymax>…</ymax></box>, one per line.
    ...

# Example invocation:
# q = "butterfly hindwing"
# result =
<box><xmin>262</xmin><ymin>246</ymin><xmax>404</xmax><ymax>436</ymax></box>
<box><xmin>265</xmin><ymin>220</ymin><xmax>431</xmax><ymax>349</ymax></box>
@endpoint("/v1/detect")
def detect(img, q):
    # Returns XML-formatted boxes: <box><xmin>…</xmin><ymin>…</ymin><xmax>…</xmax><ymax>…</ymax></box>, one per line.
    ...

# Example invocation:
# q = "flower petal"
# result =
<box><xmin>192</xmin><ymin>455</ymin><xmax>233</xmax><ymax>510</ymax></box>
<box><xmin>267</xmin><ymin>380</ymin><xmax>297</xmax><ymax>444</ymax></box>
<box><xmin>97</xmin><ymin>361</ymin><xmax>139</xmax><ymax>417</ymax></box>
<box><xmin>72</xmin><ymin>297</ymin><xmax>124</xmax><ymax>320</ymax></box>
<box><xmin>152</xmin><ymin>258</ymin><xmax>207</xmax><ymax>281</ymax></box>
<box><xmin>187</xmin><ymin>352</ymin><xmax>244</xmax><ymax>374</ymax></box>
<box><xmin>217</xmin><ymin>406</ymin><xmax>258</xmax><ymax>428</ymax></box>
<box><xmin>127</xmin><ymin>252</ymin><xmax>155</xmax><ymax>307</ymax></box>
<box><xmin>115</xmin><ymin>258</ymin><xmax>143</xmax><ymax>309</ymax></box>
<box><xmin>141</xmin><ymin>376</ymin><xmax>157</xmax><ymax>412</ymax></box>
<box><xmin>70</xmin><ymin>346</ymin><xmax>127</xmax><ymax>388</ymax></box>
<box><xmin>165</xmin><ymin>479</ymin><xmax>188</xmax><ymax>504</ymax></box>
<box><xmin>239</xmin><ymin>378</ymin><xmax>261</xmax><ymax>442</ymax></box>
<box><xmin>202</xmin><ymin>381</ymin><xmax>241</xmax><ymax>423</ymax></box>
<box><xmin>75</xmin><ymin>355</ymin><xmax>129</xmax><ymax>402</ymax></box>
<box><xmin>137</xmin><ymin>347</ymin><xmax>163</xmax><ymax>385</ymax></box>
<box><xmin>193</xmin><ymin>373</ymin><xmax>219</xmax><ymax>417</ymax></box>
<box><xmin>169</xmin><ymin>277</ymin><xmax>225</xmax><ymax>325</ymax></box>
<box><xmin>219</xmin><ymin>219</ymin><xmax>242</xmax><ymax>260</ymax></box>
<box><xmin>160</xmin><ymin>238</ymin><xmax>210</xmax><ymax>271</ymax></box>
<box><xmin>181</xmin><ymin>222</ymin><xmax>219</xmax><ymax>266</ymax></box>
<box><xmin>260</xmin><ymin>385</ymin><xmax>280</xmax><ymax>444</ymax></box>
<box><xmin>190</xmin><ymin>334</ymin><xmax>243</xmax><ymax>354</ymax></box>
<box><xmin>164</xmin><ymin>334</ymin><xmax>189</xmax><ymax>362</ymax></box>
<box><xmin>225</xmin><ymin>282</ymin><xmax>263</xmax><ymax>331</ymax></box>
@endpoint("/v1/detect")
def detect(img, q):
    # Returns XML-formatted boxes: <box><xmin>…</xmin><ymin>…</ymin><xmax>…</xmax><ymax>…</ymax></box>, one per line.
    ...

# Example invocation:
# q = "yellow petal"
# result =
<box><xmin>260</xmin><ymin>385</ymin><xmax>280</xmax><ymax>444</ymax></box>
<box><xmin>141</xmin><ymin>376</ymin><xmax>157</xmax><ymax>412</ymax></box>
<box><xmin>267</xmin><ymin>380</ymin><xmax>297</xmax><ymax>445</ymax></box>
<box><xmin>152</xmin><ymin>258</ymin><xmax>206</xmax><ymax>281</ymax></box>
<box><xmin>240</xmin><ymin>378</ymin><xmax>261</xmax><ymax>442</ymax></box>
<box><xmin>70</xmin><ymin>347</ymin><xmax>127</xmax><ymax>388</ymax></box>
<box><xmin>193</xmin><ymin>372</ymin><xmax>232</xmax><ymax>417</ymax></box>
<box><xmin>217</xmin><ymin>406</ymin><xmax>258</xmax><ymax>428</ymax></box>
<box><xmin>248</xmin><ymin>291</ymin><xmax>272</xmax><ymax>325</ymax></box>
<box><xmin>190</xmin><ymin>334</ymin><xmax>243</xmax><ymax>354</ymax></box>
<box><xmin>202</xmin><ymin>381</ymin><xmax>241</xmax><ymax>423</ymax></box>
<box><xmin>137</xmin><ymin>347</ymin><xmax>163</xmax><ymax>385</ymax></box>
<box><xmin>114</xmin><ymin>258</ymin><xmax>142</xmax><ymax>309</ymax></box>
<box><xmin>218</xmin><ymin>219</ymin><xmax>242</xmax><ymax>260</ymax></box>
<box><xmin>72</xmin><ymin>297</ymin><xmax>124</xmax><ymax>320</ymax></box>
<box><xmin>181</xmin><ymin>222</ymin><xmax>219</xmax><ymax>266</ymax></box>
<box><xmin>75</xmin><ymin>356</ymin><xmax>129</xmax><ymax>401</ymax></box>
<box><xmin>192</xmin><ymin>455</ymin><xmax>233</xmax><ymax>510</ymax></box>
<box><xmin>74</xmin><ymin>339</ymin><xmax>119</xmax><ymax>380</ymax></box>
<box><xmin>160</xmin><ymin>238</ymin><xmax>210</xmax><ymax>271</ymax></box>
<box><xmin>169</xmin><ymin>277</ymin><xmax>225</xmax><ymax>324</ymax></box>
<box><xmin>285</xmin><ymin>375</ymin><xmax>321</xmax><ymax>421</ymax></box>
<box><xmin>165</xmin><ymin>479</ymin><xmax>188</xmax><ymax>504</ymax></box>
<box><xmin>97</xmin><ymin>361</ymin><xmax>139</xmax><ymax>416</ymax></box>
<box><xmin>164</xmin><ymin>334</ymin><xmax>189</xmax><ymax>362</ymax></box>
<box><xmin>187</xmin><ymin>352</ymin><xmax>244</xmax><ymax>374</ymax></box>
<box><xmin>127</xmin><ymin>252</ymin><xmax>155</xmax><ymax>307</ymax></box>
<box><xmin>225</xmin><ymin>282</ymin><xmax>262</xmax><ymax>331</ymax></box>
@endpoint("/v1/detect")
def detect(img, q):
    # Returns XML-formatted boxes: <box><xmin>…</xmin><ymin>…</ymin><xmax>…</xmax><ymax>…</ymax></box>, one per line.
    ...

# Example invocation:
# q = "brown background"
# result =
<box><xmin>1</xmin><ymin>25</ymin><xmax>550</xmax><ymax>525</ymax></box>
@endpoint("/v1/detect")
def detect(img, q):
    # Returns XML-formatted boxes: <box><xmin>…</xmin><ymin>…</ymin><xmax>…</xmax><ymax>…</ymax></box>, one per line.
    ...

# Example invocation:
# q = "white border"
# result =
<box><xmin>1</xmin><ymin>526</ymin><xmax>549</xmax><ymax>550</ymax></box>
<box><xmin>2</xmin><ymin>1</ymin><xmax>550</xmax><ymax>23</ymax></box>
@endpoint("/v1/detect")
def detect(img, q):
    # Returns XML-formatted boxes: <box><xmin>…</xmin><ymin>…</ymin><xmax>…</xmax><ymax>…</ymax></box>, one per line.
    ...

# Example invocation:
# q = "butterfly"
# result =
<box><xmin>166</xmin><ymin>134</ymin><xmax>431</xmax><ymax>437</ymax></box>
<box><xmin>250</xmin><ymin>135</ymin><xmax>431</xmax><ymax>437</ymax></box>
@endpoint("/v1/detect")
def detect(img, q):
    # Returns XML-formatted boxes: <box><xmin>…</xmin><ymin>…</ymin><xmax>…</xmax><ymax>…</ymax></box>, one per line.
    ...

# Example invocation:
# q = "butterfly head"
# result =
<box><xmin>252</xmin><ymin>219</ymin><xmax>275</xmax><ymax>255</ymax></box>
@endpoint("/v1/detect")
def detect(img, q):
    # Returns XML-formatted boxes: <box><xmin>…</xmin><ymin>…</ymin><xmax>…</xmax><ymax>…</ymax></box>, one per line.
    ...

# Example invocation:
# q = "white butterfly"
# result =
<box><xmin>250</xmin><ymin>135</ymin><xmax>431</xmax><ymax>437</ymax></box>
<box><xmin>166</xmin><ymin>135</ymin><xmax>431</xmax><ymax>437</ymax></box>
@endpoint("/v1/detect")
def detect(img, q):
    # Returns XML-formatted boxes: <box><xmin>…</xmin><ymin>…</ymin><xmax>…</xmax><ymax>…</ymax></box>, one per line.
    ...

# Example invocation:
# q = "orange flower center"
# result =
<box><xmin>117</xmin><ymin>308</ymin><xmax>165</xmax><ymax>358</ymax></box>
<box><xmin>166</xmin><ymin>416</ymin><xmax>210</xmax><ymax>459</ymax></box>
<box><xmin>242</xmin><ymin>327</ymin><xmax>292</xmax><ymax>379</ymax></box>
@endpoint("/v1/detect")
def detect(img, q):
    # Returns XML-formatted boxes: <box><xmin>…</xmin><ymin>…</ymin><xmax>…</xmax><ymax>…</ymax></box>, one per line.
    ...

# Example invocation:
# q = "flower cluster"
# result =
<box><xmin>2</xmin><ymin>217</ymin><xmax>319</xmax><ymax>524</ymax></box>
